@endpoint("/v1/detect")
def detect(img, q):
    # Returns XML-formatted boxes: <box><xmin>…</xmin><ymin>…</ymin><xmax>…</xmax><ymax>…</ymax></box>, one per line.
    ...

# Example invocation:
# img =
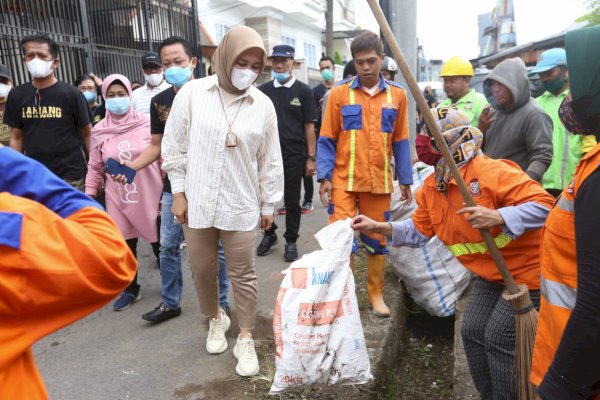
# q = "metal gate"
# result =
<box><xmin>0</xmin><ymin>0</ymin><xmax>198</xmax><ymax>86</ymax></box>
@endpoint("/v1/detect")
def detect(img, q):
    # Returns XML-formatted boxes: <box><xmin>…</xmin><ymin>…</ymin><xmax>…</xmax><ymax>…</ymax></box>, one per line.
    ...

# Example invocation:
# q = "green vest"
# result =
<box><xmin>438</xmin><ymin>89</ymin><xmax>488</xmax><ymax>126</ymax></box>
<box><xmin>536</xmin><ymin>89</ymin><xmax>585</xmax><ymax>190</ymax></box>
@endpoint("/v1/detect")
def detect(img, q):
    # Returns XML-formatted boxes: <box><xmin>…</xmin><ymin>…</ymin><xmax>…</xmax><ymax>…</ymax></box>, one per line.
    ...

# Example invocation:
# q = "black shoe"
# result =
<box><xmin>142</xmin><ymin>302</ymin><xmax>181</xmax><ymax>323</ymax></box>
<box><xmin>284</xmin><ymin>242</ymin><xmax>299</xmax><ymax>262</ymax></box>
<box><xmin>257</xmin><ymin>234</ymin><xmax>278</xmax><ymax>256</ymax></box>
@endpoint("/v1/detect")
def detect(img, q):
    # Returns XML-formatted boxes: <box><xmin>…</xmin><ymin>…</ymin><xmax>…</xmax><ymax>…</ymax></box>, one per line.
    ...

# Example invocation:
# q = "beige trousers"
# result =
<box><xmin>182</xmin><ymin>226</ymin><xmax>257</xmax><ymax>330</ymax></box>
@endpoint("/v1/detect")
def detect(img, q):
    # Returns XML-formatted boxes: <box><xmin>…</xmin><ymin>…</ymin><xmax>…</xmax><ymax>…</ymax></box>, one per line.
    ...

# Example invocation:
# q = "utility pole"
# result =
<box><xmin>191</xmin><ymin>0</ymin><xmax>204</xmax><ymax>78</ymax></box>
<box><xmin>78</xmin><ymin>0</ymin><xmax>94</xmax><ymax>74</ymax></box>
<box><xmin>380</xmin><ymin>0</ymin><xmax>417</xmax><ymax>148</ymax></box>
<box><xmin>325</xmin><ymin>0</ymin><xmax>333</xmax><ymax>57</ymax></box>
<box><xmin>142</xmin><ymin>0</ymin><xmax>154</xmax><ymax>52</ymax></box>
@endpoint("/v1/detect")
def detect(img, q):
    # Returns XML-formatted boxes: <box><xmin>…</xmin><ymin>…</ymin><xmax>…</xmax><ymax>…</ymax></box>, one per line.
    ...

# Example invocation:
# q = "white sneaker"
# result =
<box><xmin>206</xmin><ymin>309</ymin><xmax>230</xmax><ymax>354</ymax></box>
<box><xmin>233</xmin><ymin>336</ymin><xmax>260</xmax><ymax>376</ymax></box>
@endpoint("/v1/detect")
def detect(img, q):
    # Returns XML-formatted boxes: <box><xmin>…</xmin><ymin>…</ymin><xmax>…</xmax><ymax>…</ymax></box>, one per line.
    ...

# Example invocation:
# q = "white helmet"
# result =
<box><xmin>382</xmin><ymin>56</ymin><xmax>398</xmax><ymax>72</ymax></box>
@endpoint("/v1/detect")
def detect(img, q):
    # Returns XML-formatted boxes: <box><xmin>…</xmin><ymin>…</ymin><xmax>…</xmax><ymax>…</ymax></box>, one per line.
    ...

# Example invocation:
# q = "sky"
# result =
<box><xmin>356</xmin><ymin>0</ymin><xmax>589</xmax><ymax>63</ymax></box>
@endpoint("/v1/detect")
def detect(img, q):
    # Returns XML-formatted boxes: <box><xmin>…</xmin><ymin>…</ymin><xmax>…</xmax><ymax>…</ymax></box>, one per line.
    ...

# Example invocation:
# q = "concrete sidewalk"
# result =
<box><xmin>34</xmin><ymin>189</ymin><xmax>407</xmax><ymax>399</ymax></box>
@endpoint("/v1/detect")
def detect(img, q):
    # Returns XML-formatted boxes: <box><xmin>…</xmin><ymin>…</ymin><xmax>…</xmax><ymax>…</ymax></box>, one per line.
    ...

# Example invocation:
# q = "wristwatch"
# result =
<box><xmin>307</xmin><ymin>154</ymin><xmax>317</xmax><ymax>161</ymax></box>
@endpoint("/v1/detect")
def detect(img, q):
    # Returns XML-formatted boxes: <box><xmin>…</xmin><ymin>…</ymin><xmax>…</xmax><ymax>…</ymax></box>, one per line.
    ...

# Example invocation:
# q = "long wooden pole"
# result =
<box><xmin>366</xmin><ymin>0</ymin><xmax>519</xmax><ymax>295</ymax></box>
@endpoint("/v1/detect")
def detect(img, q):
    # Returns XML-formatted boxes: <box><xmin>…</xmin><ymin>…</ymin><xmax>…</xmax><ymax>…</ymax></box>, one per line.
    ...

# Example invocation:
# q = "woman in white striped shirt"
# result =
<box><xmin>161</xmin><ymin>26</ymin><xmax>283</xmax><ymax>377</ymax></box>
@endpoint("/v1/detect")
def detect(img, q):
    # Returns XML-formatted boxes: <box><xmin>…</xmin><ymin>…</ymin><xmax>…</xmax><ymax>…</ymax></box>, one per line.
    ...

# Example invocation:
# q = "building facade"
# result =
<box><xmin>0</xmin><ymin>0</ymin><xmax>199</xmax><ymax>85</ymax></box>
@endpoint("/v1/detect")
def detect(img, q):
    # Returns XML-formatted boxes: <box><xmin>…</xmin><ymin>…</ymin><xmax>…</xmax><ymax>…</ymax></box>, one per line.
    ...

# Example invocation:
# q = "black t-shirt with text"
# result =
<box><xmin>150</xmin><ymin>87</ymin><xmax>177</xmax><ymax>193</ymax></box>
<box><xmin>258</xmin><ymin>79</ymin><xmax>317</xmax><ymax>166</ymax></box>
<box><xmin>3</xmin><ymin>80</ymin><xmax>91</xmax><ymax>180</ymax></box>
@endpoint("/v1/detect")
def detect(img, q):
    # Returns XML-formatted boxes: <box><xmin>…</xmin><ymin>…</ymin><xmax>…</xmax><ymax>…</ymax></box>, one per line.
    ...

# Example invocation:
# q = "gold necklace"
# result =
<box><xmin>217</xmin><ymin>89</ymin><xmax>245</xmax><ymax>148</ymax></box>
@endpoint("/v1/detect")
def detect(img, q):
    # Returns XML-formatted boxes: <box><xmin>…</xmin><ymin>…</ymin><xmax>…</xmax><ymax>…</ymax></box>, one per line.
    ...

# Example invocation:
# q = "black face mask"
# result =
<box><xmin>558</xmin><ymin>97</ymin><xmax>600</xmax><ymax>140</ymax></box>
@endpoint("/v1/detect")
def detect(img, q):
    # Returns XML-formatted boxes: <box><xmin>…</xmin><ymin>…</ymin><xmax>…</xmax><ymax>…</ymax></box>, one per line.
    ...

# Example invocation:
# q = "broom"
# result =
<box><xmin>365</xmin><ymin>1</ymin><xmax>538</xmax><ymax>398</ymax></box>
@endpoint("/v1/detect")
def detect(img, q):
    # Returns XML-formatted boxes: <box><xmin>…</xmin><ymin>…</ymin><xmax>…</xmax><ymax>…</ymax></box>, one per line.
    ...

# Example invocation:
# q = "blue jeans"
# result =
<box><xmin>160</xmin><ymin>192</ymin><xmax>230</xmax><ymax>309</ymax></box>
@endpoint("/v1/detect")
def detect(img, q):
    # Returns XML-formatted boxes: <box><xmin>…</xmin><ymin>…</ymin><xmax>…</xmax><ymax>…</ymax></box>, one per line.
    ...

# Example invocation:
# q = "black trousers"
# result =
<box><xmin>266</xmin><ymin>163</ymin><xmax>304</xmax><ymax>243</ymax></box>
<box><xmin>124</xmin><ymin>234</ymin><xmax>161</xmax><ymax>295</ymax></box>
<box><xmin>303</xmin><ymin>174</ymin><xmax>313</xmax><ymax>202</ymax></box>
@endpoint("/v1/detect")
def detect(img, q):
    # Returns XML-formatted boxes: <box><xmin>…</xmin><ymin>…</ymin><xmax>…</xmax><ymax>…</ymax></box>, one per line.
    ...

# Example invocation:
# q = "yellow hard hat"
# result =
<box><xmin>440</xmin><ymin>56</ymin><xmax>474</xmax><ymax>77</ymax></box>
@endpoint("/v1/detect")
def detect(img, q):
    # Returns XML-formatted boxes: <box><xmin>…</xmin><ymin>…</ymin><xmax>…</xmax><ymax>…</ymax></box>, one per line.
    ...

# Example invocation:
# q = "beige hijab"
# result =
<box><xmin>212</xmin><ymin>25</ymin><xmax>266</xmax><ymax>95</ymax></box>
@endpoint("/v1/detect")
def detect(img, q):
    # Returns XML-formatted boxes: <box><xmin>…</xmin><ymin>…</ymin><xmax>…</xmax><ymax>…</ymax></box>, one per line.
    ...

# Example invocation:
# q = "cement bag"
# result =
<box><xmin>389</xmin><ymin>164</ymin><xmax>471</xmax><ymax>317</ymax></box>
<box><xmin>270</xmin><ymin>219</ymin><xmax>372</xmax><ymax>394</ymax></box>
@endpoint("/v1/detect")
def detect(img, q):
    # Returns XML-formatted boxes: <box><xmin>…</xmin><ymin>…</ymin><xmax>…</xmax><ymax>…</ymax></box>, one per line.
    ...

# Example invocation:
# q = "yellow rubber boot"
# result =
<box><xmin>367</xmin><ymin>254</ymin><xmax>390</xmax><ymax>318</ymax></box>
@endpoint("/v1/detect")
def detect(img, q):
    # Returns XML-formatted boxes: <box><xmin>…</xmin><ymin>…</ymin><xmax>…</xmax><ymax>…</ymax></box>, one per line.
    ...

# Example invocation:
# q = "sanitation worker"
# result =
<box><xmin>352</xmin><ymin>107</ymin><xmax>555</xmax><ymax>399</ymax></box>
<box><xmin>531</xmin><ymin>25</ymin><xmax>600</xmax><ymax>399</ymax></box>
<box><xmin>317</xmin><ymin>30</ymin><xmax>413</xmax><ymax>318</ymax></box>
<box><xmin>0</xmin><ymin>144</ymin><xmax>137</xmax><ymax>398</ymax></box>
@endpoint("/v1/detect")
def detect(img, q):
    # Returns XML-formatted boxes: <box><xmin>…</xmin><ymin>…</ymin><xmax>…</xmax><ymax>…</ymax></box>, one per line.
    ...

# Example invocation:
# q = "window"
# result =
<box><xmin>304</xmin><ymin>42</ymin><xmax>317</xmax><ymax>68</ymax></box>
<box><xmin>215</xmin><ymin>24</ymin><xmax>231</xmax><ymax>43</ymax></box>
<box><xmin>282</xmin><ymin>35</ymin><xmax>296</xmax><ymax>48</ymax></box>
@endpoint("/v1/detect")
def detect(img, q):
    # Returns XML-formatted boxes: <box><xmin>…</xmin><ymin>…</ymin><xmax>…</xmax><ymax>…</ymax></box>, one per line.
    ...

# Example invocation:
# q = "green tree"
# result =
<box><xmin>333</xmin><ymin>51</ymin><xmax>343</xmax><ymax>65</ymax></box>
<box><xmin>577</xmin><ymin>0</ymin><xmax>600</xmax><ymax>25</ymax></box>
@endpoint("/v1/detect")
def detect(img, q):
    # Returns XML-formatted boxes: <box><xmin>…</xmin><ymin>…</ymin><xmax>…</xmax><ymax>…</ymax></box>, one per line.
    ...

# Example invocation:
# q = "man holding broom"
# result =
<box><xmin>351</xmin><ymin>107</ymin><xmax>555</xmax><ymax>399</ymax></box>
<box><xmin>317</xmin><ymin>30</ymin><xmax>413</xmax><ymax>318</ymax></box>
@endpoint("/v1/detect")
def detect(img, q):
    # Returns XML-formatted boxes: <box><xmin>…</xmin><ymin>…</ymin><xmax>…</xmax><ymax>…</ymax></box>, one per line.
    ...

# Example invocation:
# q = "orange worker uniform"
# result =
<box><xmin>317</xmin><ymin>74</ymin><xmax>412</xmax><ymax>254</ymax></box>
<box><xmin>0</xmin><ymin>146</ymin><xmax>136</xmax><ymax>399</ymax></box>
<box><xmin>530</xmin><ymin>144</ymin><xmax>600</xmax><ymax>391</ymax></box>
<box><xmin>412</xmin><ymin>156</ymin><xmax>555</xmax><ymax>288</ymax></box>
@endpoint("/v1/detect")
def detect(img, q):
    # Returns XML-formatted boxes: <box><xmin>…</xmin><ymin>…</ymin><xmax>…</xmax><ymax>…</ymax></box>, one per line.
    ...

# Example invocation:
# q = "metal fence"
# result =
<box><xmin>0</xmin><ymin>0</ymin><xmax>198</xmax><ymax>86</ymax></box>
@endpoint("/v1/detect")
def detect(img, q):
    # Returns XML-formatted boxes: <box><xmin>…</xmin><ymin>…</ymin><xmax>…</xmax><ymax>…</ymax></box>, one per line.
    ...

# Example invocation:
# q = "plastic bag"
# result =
<box><xmin>270</xmin><ymin>219</ymin><xmax>372</xmax><ymax>394</ymax></box>
<box><xmin>389</xmin><ymin>164</ymin><xmax>471</xmax><ymax>317</ymax></box>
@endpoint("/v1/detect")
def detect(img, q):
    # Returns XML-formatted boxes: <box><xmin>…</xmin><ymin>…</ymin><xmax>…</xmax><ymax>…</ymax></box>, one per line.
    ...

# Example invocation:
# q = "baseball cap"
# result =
<box><xmin>141</xmin><ymin>52</ymin><xmax>161</xmax><ymax>68</ymax></box>
<box><xmin>268</xmin><ymin>45</ymin><xmax>295</xmax><ymax>59</ymax></box>
<box><xmin>0</xmin><ymin>63</ymin><xmax>12</xmax><ymax>80</ymax></box>
<box><xmin>529</xmin><ymin>48</ymin><xmax>566</xmax><ymax>75</ymax></box>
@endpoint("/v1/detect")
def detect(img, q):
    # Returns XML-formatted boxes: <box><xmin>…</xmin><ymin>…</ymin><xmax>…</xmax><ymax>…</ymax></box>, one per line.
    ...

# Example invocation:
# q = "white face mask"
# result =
<box><xmin>231</xmin><ymin>67</ymin><xmax>258</xmax><ymax>91</ymax></box>
<box><xmin>0</xmin><ymin>83</ymin><xmax>11</xmax><ymax>98</ymax></box>
<box><xmin>144</xmin><ymin>72</ymin><xmax>164</xmax><ymax>87</ymax></box>
<box><xmin>26</xmin><ymin>58</ymin><xmax>54</xmax><ymax>79</ymax></box>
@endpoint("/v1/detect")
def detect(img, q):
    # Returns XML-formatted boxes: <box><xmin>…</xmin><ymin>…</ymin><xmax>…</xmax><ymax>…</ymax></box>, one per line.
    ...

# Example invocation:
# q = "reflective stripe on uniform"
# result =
<box><xmin>541</xmin><ymin>274</ymin><xmax>577</xmax><ymax>310</ymax></box>
<box><xmin>347</xmin><ymin>82</ymin><xmax>393</xmax><ymax>192</ymax></box>
<box><xmin>383</xmin><ymin>87</ymin><xmax>392</xmax><ymax>193</ymax></box>
<box><xmin>556</xmin><ymin>195</ymin><xmax>574</xmax><ymax>213</ymax></box>
<box><xmin>348</xmin><ymin>85</ymin><xmax>356</xmax><ymax>191</ymax></box>
<box><xmin>447</xmin><ymin>232</ymin><xmax>512</xmax><ymax>257</ymax></box>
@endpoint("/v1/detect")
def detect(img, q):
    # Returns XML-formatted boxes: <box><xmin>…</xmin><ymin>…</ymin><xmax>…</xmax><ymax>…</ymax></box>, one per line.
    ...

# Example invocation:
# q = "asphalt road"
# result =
<box><xmin>34</xmin><ymin>180</ymin><xmax>327</xmax><ymax>400</ymax></box>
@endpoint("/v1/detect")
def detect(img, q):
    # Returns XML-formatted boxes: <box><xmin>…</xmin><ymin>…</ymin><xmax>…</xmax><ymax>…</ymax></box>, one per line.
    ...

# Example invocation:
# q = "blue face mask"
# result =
<box><xmin>272</xmin><ymin>70</ymin><xmax>290</xmax><ymax>82</ymax></box>
<box><xmin>105</xmin><ymin>97</ymin><xmax>131</xmax><ymax>115</ymax></box>
<box><xmin>83</xmin><ymin>91</ymin><xmax>97</xmax><ymax>103</ymax></box>
<box><xmin>165</xmin><ymin>65</ymin><xmax>193</xmax><ymax>88</ymax></box>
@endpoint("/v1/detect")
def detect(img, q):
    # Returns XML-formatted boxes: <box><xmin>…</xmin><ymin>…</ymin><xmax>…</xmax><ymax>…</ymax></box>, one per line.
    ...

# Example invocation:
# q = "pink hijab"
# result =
<box><xmin>91</xmin><ymin>74</ymin><xmax>150</xmax><ymax>150</ymax></box>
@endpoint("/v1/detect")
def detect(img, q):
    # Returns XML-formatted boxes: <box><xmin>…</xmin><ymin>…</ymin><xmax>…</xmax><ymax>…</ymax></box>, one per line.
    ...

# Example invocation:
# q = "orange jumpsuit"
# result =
<box><xmin>0</xmin><ymin>146</ymin><xmax>136</xmax><ymax>399</ymax></box>
<box><xmin>317</xmin><ymin>75</ymin><xmax>412</xmax><ymax>254</ymax></box>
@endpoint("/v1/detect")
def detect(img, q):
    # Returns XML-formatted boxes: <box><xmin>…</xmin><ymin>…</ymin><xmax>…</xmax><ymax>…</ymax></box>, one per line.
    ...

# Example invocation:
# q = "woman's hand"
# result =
<box><xmin>260</xmin><ymin>214</ymin><xmax>274</xmax><ymax>231</ymax></box>
<box><xmin>457</xmin><ymin>205</ymin><xmax>504</xmax><ymax>230</ymax></box>
<box><xmin>350</xmin><ymin>215</ymin><xmax>392</xmax><ymax>236</ymax></box>
<box><xmin>172</xmin><ymin>193</ymin><xmax>188</xmax><ymax>225</ymax></box>
<box><xmin>109</xmin><ymin>160</ymin><xmax>135</xmax><ymax>185</ymax></box>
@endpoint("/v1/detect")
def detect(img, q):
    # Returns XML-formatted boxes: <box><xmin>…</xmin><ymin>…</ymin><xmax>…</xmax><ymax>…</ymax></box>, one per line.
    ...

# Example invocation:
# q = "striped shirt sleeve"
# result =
<box><xmin>257</xmin><ymin>102</ymin><xmax>284</xmax><ymax>215</ymax></box>
<box><xmin>161</xmin><ymin>86</ymin><xmax>190</xmax><ymax>194</ymax></box>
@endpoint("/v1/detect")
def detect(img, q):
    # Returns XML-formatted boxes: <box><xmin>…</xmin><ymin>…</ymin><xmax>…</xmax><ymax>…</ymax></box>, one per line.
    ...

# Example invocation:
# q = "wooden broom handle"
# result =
<box><xmin>366</xmin><ymin>0</ymin><xmax>519</xmax><ymax>294</ymax></box>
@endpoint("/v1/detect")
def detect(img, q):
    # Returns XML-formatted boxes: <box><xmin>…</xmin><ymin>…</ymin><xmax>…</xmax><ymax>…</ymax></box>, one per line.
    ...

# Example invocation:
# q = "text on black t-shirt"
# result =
<box><xmin>3</xmin><ymin>80</ymin><xmax>91</xmax><ymax>180</ymax></box>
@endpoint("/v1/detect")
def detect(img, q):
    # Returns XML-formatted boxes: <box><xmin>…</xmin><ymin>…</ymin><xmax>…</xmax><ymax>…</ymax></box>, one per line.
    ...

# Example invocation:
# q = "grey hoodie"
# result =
<box><xmin>482</xmin><ymin>58</ymin><xmax>553</xmax><ymax>182</ymax></box>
